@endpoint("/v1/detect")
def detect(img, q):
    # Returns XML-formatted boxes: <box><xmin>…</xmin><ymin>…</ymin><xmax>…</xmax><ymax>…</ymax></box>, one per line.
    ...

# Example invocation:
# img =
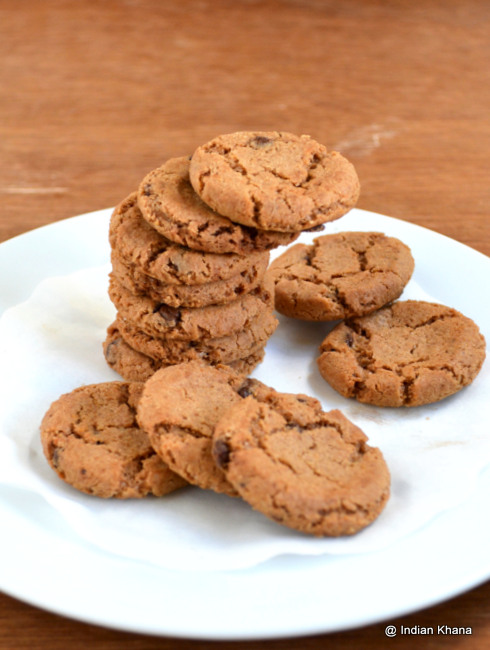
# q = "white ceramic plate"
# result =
<box><xmin>0</xmin><ymin>208</ymin><xmax>489</xmax><ymax>640</ymax></box>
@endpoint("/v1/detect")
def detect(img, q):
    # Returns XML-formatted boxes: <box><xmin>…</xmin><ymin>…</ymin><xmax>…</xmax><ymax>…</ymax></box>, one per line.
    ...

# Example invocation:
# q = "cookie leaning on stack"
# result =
<box><xmin>104</xmin><ymin>131</ymin><xmax>360</xmax><ymax>381</ymax></box>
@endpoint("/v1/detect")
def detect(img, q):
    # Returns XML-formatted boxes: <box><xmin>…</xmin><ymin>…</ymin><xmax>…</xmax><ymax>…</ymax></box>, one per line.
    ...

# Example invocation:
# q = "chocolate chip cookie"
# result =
<box><xmin>138</xmin><ymin>156</ymin><xmax>298</xmax><ymax>254</ymax></box>
<box><xmin>108</xmin><ymin>274</ymin><xmax>273</xmax><ymax>341</ymax></box>
<box><xmin>317</xmin><ymin>300</ymin><xmax>486</xmax><ymax>407</ymax></box>
<box><xmin>40</xmin><ymin>382</ymin><xmax>187</xmax><ymax>498</ymax></box>
<box><xmin>103</xmin><ymin>321</ymin><xmax>265</xmax><ymax>382</ymax></box>
<box><xmin>189</xmin><ymin>131</ymin><xmax>360</xmax><ymax>232</ymax></box>
<box><xmin>114</xmin><ymin>306</ymin><xmax>277</xmax><ymax>365</ymax></box>
<box><xmin>111</xmin><ymin>251</ymin><xmax>269</xmax><ymax>308</ymax></box>
<box><xmin>212</xmin><ymin>387</ymin><xmax>390</xmax><ymax>536</ymax></box>
<box><xmin>110</xmin><ymin>193</ymin><xmax>269</xmax><ymax>285</ymax></box>
<box><xmin>268</xmin><ymin>232</ymin><xmax>414</xmax><ymax>320</ymax></box>
<box><xmin>136</xmin><ymin>361</ymin><xmax>268</xmax><ymax>495</ymax></box>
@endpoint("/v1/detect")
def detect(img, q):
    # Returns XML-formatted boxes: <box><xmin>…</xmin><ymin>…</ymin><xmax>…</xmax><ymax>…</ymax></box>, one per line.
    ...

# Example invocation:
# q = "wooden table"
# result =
<box><xmin>1</xmin><ymin>1</ymin><xmax>489</xmax><ymax>648</ymax></box>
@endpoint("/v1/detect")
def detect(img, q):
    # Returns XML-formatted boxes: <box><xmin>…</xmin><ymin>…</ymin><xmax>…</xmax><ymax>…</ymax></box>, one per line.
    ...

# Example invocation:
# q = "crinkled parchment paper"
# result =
<box><xmin>0</xmin><ymin>263</ymin><xmax>488</xmax><ymax>571</ymax></box>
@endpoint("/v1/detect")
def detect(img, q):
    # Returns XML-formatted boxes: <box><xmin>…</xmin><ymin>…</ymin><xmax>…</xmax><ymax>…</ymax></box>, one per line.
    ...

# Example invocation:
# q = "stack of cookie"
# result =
<box><xmin>103</xmin><ymin>131</ymin><xmax>360</xmax><ymax>381</ymax></box>
<box><xmin>103</xmin><ymin>190</ymin><xmax>278</xmax><ymax>381</ymax></box>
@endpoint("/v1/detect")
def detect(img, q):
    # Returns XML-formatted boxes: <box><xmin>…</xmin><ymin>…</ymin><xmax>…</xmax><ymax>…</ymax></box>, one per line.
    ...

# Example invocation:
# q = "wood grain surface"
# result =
<box><xmin>0</xmin><ymin>1</ymin><xmax>488</xmax><ymax>648</ymax></box>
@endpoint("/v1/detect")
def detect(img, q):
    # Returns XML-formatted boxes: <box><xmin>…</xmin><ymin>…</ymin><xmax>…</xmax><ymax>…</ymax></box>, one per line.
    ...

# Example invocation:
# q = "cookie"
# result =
<box><xmin>268</xmin><ymin>232</ymin><xmax>414</xmax><ymax>320</ymax></box>
<box><xmin>138</xmin><ymin>157</ymin><xmax>298</xmax><ymax>254</ymax></box>
<box><xmin>136</xmin><ymin>361</ymin><xmax>268</xmax><ymax>495</ymax></box>
<box><xmin>317</xmin><ymin>300</ymin><xmax>486</xmax><ymax>407</ymax></box>
<box><xmin>110</xmin><ymin>193</ymin><xmax>269</xmax><ymax>285</ymax></box>
<box><xmin>189</xmin><ymin>131</ymin><xmax>360</xmax><ymax>232</ymax></box>
<box><xmin>40</xmin><ymin>382</ymin><xmax>187</xmax><ymax>498</ymax></box>
<box><xmin>103</xmin><ymin>321</ymin><xmax>265</xmax><ymax>382</ymax></box>
<box><xmin>212</xmin><ymin>388</ymin><xmax>390</xmax><ymax>536</ymax></box>
<box><xmin>114</xmin><ymin>307</ymin><xmax>277</xmax><ymax>365</ymax></box>
<box><xmin>111</xmin><ymin>251</ymin><xmax>269</xmax><ymax>308</ymax></box>
<box><xmin>103</xmin><ymin>322</ymin><xmax>161</xmax><ymax>382</ymax></box>
<box><xmin>108</xmin><ymin>274</ymin><xmax>274</xmax><ymax>341</ymax></box>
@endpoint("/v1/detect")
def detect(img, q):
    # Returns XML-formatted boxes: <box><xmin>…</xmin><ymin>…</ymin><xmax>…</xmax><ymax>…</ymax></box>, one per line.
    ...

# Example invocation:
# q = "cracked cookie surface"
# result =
<box><xmin>110</xmin><ymin>193</ymin><xmax>268</xmax><ymax>284</ymax></box>
<box><xmin>136</xmin><ymin>361</ymin><xmax>269</xmax><ymax>495</ymax></box>
<box><xmin>317</xmin><ymin>300</ymin><xmax>486</xmax><ymax>407</ymax></box>
<box><xmin>40</xmin><ymin>382</ymin><xmax>187</xmax><ymax>498</ymax></box>
<box><xmin>268</xmin><ymin>231</ymin><xmax>414</xmax><ymax>320</ymax></box>
<box><xmin>189</xmin><ymin>131</ymin><xmax>360</xmax><ymax>232</ymax></box>
<box><xmin>212</xmin><ymin>389</ymin><xmax>390</xmax><ymax>536</ymax></box>
<box><xmin>138</xmin><ymin>156</ymin><xmax>298</xmax><ymax>254</ymax></box>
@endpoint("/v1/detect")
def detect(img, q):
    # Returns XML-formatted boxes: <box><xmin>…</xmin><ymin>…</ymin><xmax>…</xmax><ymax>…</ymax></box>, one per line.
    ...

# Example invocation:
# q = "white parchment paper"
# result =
<box><xmin>0</xmin><ymin>263</ymin><xmax>488</xmax><ymax>571</ymax></box>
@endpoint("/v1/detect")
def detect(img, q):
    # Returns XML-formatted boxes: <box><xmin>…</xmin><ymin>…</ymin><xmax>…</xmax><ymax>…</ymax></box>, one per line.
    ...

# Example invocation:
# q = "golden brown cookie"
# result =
<box><xmin>111</xmin><ymin>251</ymin><xmax>269</xmax><ymax>308</ymax></box>
<box><xmin>102</xmin><ymin>321</ymin><xmax>265</xmax><ymax>382</ymax></box>
<box><xmin>108</xmin><ymin>274</ymin><xmax>274</xmax><ymax>341</ymax></box>
<box><xmin>113</xmin><ymin>307</ymin><xmax>277</xmax><ymax>365</ymax></box>
<box><xmin>103</xmin><ymin>322</ymin><xmax>161</xmax><ymax>382</ymax></box>
<box><xmin>136</xmin><ymin>361</ymin><xmax>269</xmax><ymax>495</ymax></box>
<box><xmin>317</xmin><ymin>300</ymin><xmax>486</xmax><ymax>407</ymax></box>
<box><xmin>212</xmin><ymin>388</ymin><xmax>390</xmax><ymax>536</ymax></box>
<box><xmin>268</xmin><ymin>231</ymin><xmax>414</xmax><ymax>320</ymax></box>
<box><xmin>40</xmin><ymin>382</ymin><xmax>187</xmax><ymax>498</ymax></box>
<box><xmin>189</xmin><ymin>131</ymin><xmax>360</xmax><ymax>232</ymax></box>
<box><xmin>110</xmin><ymin>193</ymin><xmax>270</xmax><ymax>285</ymax></box>
<box><xmin>137</xmin><ymin>157</ymin><xmax>298</xmax><ymax>254</ymax></box>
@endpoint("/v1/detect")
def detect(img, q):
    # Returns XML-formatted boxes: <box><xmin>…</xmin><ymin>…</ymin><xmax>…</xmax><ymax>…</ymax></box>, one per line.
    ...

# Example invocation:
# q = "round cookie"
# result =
<box><xmin>110</xmin><ymin>193</ymin><xmax>269</xmax><ymax>285</ymax></box>
<box><xmin>136</xmin><ymin>361</ymin><xmax>269</xmax><ymax>495</ymax></box>
<box><xmin>111</xmin><ymin>251</ymin><xmax>269</xmax><ymax>308</ymax></box>
<box><xmin>103</xmin><ymin>322</ymin><xmax>161</xmax><ymax>382</ymax></box>
<box><xmin>103</xmin><ymin>321</ymin><xmax>265</xmax><ymax>382</ymax></box>
<box><xmin>138</xmin><ymin>156</ymin><xmax>298</xmax><ymax>254</ymax></box>
<box><xmin>114</xmin><ymin>308</ymin><xmax>277</xmax><ymax>365</ymax></box>
<box><xmin>40</xmin><ymin>382</ymin><xmax>188</xmax><ymax>498</ymax></box>
<box><xmin>189</xmin><ymin>131</ymin><xmax>360</xmax><ymax>232</ymax></box>
<box><xmin>212</xmin><ymin>389</ymin><xmax>390</xmax><ymax>536</ymax></box>
<box><xmin>317</xmin><ymin>300</ymin><xmax>486</xmax><ymax>407</ymax></box>
<box><xmin>108</xmin><ymin>274</ymin><xmax>274</xmax><ymax>341</ymax></box>
<box><xmin>268</xmin><ymin>231</ymin><xmax>415</xmax><ymax>320</ymax></box>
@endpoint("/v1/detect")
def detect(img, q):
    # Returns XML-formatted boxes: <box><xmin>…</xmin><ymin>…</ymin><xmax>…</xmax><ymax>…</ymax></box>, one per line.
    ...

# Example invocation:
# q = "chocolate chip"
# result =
<box><xmin>51</xmin><ymin>446</ymin><xmax>60</xmax><ymax>468</ymax></box>
<box><xmin>238</xmin><ymin>379</ymin><xmax>254</xmax><ymax>398</ymax></box>
<box><xmin>346</xmin><ymin>331</ymin><xmax>354</xmax><ymax>347</ymax></box>
<box><xmin>303</xmin><ymin>224</ymin><xmax>325</xmax><ymax>233</ymax></box>
<box><xmin>214</xmin><ymin>439</ymin><xmax>231</xmax><ymax>468</ymax></box>
<box><xmin>104</xmin><ymin>340</ymin><xmax>118</xmax><ymax>363</ymax></box>
<box><xmin>249</xmin><ymin>135</ymin><xmax>272</xmax><ymax>147</ymax></box>
<box><xmin>154</xmin><ymin>304</ymin><xmax>181</xmax><ymax>325</ymax></box>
